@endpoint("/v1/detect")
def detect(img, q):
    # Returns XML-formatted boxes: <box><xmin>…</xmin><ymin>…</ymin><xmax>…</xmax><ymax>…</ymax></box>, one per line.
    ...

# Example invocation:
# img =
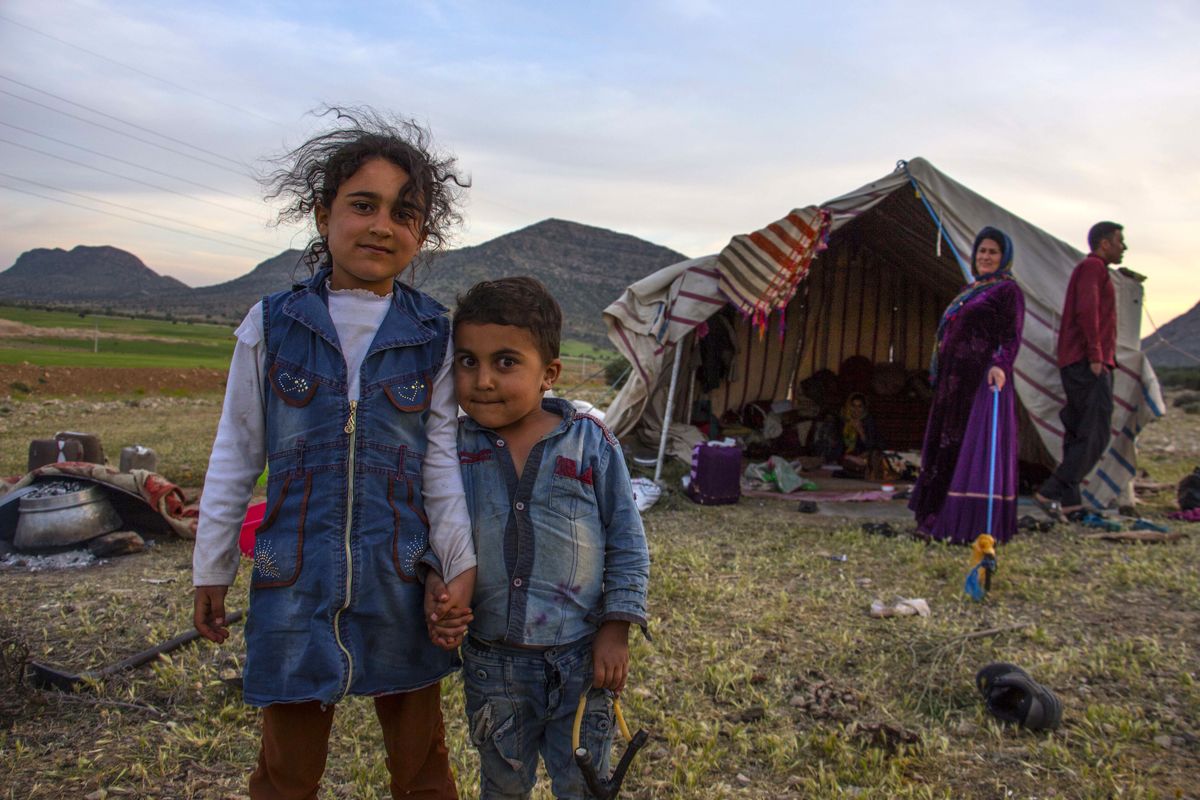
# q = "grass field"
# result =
<box><xmin>0</xmin><ymin>306</ymin><xmax>236</xmax><ymax>370</ymax></box>
<box><xmin>0</xmin><ymin>306</ymin><xmax>235</xmax><ymax>342</ymax></box>
<box><xmin>0</xmin><ymin>307</ymin><xmax>615</xmax><ymax>371</ymax></box>
<box><xmin>0</xmin><ymin>372</ymin><xmax>1196</xmax><ymax>798</ymax></box>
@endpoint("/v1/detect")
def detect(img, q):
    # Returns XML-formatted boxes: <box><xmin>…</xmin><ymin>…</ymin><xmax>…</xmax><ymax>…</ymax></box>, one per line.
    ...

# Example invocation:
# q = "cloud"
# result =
<box><xmin>0</xmin><ymin>0</ymin><xmax>1196</xmax><ymax>324</ymax></box>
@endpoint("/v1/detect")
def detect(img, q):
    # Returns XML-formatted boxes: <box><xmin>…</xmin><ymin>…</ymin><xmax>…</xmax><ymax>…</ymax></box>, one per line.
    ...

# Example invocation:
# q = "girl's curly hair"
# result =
<box><xmin>263</xmin><ymin>106</ymin><xmax>470</xmax><ymax>272</ymax></box>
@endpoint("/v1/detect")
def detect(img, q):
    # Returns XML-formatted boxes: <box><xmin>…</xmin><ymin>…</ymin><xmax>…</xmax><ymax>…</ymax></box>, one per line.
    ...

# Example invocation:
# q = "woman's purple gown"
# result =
<box><xmin>909</xmin><ymin>280</ymin><xmax>1025</xmax><ymax>544</ymax></box>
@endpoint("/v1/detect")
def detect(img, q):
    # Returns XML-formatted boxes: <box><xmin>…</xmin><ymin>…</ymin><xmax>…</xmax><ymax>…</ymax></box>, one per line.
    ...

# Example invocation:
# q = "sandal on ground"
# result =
<box><xmin>1033</xmin><ymin>494</ymin><xmax>1063</xmax><ymax>522</ymax></box>
<box><xmin>1017</xmin><ymin>515</ymin><xmax>1053</xmax><ymax>533</ymax></box>
<box><xmin>984</xmin><ymin>672</ymin><xmax>1063</xmax><ymax>731</ymax></box>
<box><xmin>862</xmin><ymin>522</ymin><xmax>898</xmax><ymax>538</ymax></box>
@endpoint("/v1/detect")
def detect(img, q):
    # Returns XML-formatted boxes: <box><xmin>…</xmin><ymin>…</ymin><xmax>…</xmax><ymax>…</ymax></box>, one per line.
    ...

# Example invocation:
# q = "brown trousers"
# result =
<box><xmin>249</xmin><ymin>683</ymin><xmax>458</xmax><ymax>800</ymax></box>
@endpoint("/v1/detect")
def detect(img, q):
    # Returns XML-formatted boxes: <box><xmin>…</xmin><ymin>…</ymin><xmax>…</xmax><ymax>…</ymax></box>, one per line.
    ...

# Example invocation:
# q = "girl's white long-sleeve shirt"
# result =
<box><xmin>192</xmin><ymin>287</ymin><xmax>475</xmax><ymax>587</ymax></box>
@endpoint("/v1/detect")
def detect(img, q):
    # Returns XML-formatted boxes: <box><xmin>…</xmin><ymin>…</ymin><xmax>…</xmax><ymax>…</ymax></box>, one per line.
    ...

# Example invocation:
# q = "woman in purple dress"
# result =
<box><xmin>909</xmin><ymin>227</ymin><xmax>1025</xmax><ymax>544</ymax></box>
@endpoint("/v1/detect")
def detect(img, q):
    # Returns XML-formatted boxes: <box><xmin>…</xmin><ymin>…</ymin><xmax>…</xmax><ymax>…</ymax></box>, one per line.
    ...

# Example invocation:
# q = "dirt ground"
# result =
<box><xmin>0</xmin><ymin>371</ymin><xmax>1196</xmax><ymax>798</ymax></box>
<box><xmin>1</xmin><ymin>365</ymin><xmax>228</xmax><ymax>397</ymax></box>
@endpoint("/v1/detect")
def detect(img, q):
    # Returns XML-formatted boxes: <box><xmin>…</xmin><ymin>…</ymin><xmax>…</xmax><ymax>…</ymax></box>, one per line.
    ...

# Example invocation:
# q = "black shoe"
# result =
<box><xmin>976</xmin><ymin>663</ymin><xmax>1062</xmax><ymax>731</ymax></box>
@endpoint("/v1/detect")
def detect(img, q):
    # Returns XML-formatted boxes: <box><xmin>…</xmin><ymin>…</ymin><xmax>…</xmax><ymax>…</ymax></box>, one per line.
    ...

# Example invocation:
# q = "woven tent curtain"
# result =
<box><xmin>716</xmin><ymin>207</ymin><xmax>830</xmax><ymax>335</ymax></box>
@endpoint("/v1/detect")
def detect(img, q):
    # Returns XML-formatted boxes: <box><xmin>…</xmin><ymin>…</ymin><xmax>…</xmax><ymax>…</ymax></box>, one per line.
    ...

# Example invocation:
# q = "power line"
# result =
<box><xmin>0</xmin><ymin>170</ymin><xmax>277</xmax><ymax>250</ymax></box>
<box><xmin>0</xmin><ymin>74</ymin><xmax>247</xmax><ymax>169</ymax></box>
<box><xmin>0</xmin><ymin>136</ymin><xmax>264</xmax><ymax>220</ymax></box>
<box><xmin>0</xmin><ymin>120</ymin><xmax>260</xmax><ymax>205</ymax></box>
<box><xmin>0</xmin><ymin>181</ymin><xmax>280</xmax><ymax>258</ymax></box>
<box><xmin>0</xmin><ymin>86</ymin><xmax>252</xmax><ymax>178</ymax></box>
<box><xmin>0</xmin><ymin>12</ymin><xmax>283</xmax><ymax>127</ymax></box>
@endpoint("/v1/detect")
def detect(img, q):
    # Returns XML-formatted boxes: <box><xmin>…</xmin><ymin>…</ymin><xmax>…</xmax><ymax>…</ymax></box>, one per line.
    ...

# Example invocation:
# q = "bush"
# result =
<box><xmin>1158</xmin><ymin>367</ymin><xmax>1200</xmax><ymax>390</ymax></box>
<box><xmin>1172</xmin><ymin>391</ymin><xmax>1200</xmax><ymax>408</ymax></box>
<box><xmin>604</xmin><ymin>356</ymin><xmax>631</xmax><ymax>389</ymax></box>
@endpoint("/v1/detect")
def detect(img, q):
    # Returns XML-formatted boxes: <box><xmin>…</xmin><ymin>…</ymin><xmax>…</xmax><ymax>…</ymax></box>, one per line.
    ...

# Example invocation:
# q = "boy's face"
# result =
<box><xmin>453</xmin><ymin>322</ymin><xmax>562</xmax><ymax>435</ymax></box>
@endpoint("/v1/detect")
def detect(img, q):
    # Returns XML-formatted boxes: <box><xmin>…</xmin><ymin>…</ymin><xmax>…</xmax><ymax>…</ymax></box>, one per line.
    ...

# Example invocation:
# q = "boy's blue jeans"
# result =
<box><xmin>462</xmin><ymin>635</ymin><xmax>615</xmax><ymax>800</ymax></box>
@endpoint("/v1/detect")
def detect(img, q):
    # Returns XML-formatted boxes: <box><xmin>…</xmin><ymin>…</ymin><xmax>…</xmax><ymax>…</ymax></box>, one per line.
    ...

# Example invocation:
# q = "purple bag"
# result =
<box><xmin>686</xmin><ymin>442</ymin><xmax>742</xmax><ymax>505</ymax></box>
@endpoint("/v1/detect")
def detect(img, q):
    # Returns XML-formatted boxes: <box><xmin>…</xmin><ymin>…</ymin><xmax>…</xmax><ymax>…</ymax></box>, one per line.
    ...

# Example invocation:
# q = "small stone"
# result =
<box><xmin>1153</xmin><ymin>734</ymin><xmax>1173</xmax><ymax>748</ymax></box>
<box><xmin>789</xmin><ymin>694</ymin><xmax>806</xmax><ymax>707</ymax></box>
<box><xmin>737</xmin><ymin>705</ymin><xmax>766</xmax><ymax>723</ymax></box>
<box><xmin>736</xmin><ymin>773</ymin><xmax>751</xmax><ymax>786</ymax></box>
<box><xmin>88</xmin><ymin>530</ymin><xmax>145</xmax><ymax>557</ymax></box>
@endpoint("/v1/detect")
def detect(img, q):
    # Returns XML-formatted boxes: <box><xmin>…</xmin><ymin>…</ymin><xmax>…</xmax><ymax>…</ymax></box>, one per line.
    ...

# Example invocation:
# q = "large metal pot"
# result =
<box><xmin>14</xmin><ymin>481</ymin><xmax>122</xmax><ymax>551</ymax></box>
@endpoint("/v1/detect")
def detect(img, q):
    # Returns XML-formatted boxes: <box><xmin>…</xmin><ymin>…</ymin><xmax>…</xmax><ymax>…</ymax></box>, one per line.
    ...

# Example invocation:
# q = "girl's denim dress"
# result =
<box><xmin>243</xmin><ymin>269</ymin><xmax>456</xmax><ymax>707</ymax></box>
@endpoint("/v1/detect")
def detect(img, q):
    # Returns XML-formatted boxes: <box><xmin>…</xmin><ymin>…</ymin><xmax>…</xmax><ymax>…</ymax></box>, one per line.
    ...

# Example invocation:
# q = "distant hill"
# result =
<box><xmin>1142</xmin><ymin>300</ymin><xmax>1200</xmax><ymax>369</ymax></box>
<box><xmin>173</xmin><ymin>249</ymin><xmax>309</xmax><ymax>319</ymax></box>
<box><xmin>415</xmin><ymin>219</ymin><xmax>686</xmax><ymax>344</ymax></box>
<box><xmin>0</xmin><ymin>220</ymin><xmax>685</xmax><ymax>346</ymax></box>
<box><xmin>0</xmin><ymin>246</ymin><xmax>189</xmax><ymax>307</ymax></box>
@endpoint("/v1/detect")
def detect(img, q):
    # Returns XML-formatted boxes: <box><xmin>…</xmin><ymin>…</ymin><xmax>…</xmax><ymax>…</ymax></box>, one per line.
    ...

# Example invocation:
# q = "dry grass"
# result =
<box><xmin>0</xmin><ymin>389</ymin><xmax>1197</xmax><ymax>799</ymax></box>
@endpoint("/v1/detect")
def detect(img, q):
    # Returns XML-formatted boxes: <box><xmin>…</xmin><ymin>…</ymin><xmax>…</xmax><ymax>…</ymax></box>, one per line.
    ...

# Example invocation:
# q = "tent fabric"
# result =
<box><xmin>602</xmin><ymin>157</ymin><xmax>1164</xmax><ymax>511</ymax></box>
<box><xmin>715</xmin><ymin>207</ymin><xmax>829</xmax><ymax>334</ymax></box>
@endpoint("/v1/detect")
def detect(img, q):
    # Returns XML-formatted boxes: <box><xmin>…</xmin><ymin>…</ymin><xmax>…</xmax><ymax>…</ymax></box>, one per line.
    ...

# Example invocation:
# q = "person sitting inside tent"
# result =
<box><xmin>837</xmin><ymin>392</ymin><xmax>883</xmax><ymax>472</ymax></box>
<box><xmin>908</xmin><ymin>226</ymin><xmax>1025</xmax><ymax>544</ymax></box>
<box><xmin>814</xmin><ymin>392</ymin><xmax>883</xmax><ymax>477</ymax></box>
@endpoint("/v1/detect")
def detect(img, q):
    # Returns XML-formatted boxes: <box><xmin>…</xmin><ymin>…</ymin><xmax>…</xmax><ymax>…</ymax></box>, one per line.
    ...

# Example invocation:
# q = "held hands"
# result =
<box><xmin>194</xmin><ymin>585</ymin><xmax>231</xmax><ymax>643</ymax></box>
<box><xmin>424</xmin><ymin>567</ymin><xmax>476</xmax><ymax>650</ymax></box>
<box><xmin>986</xmin><ymin>366</ymin><xmax>1006</xmax><ymax>392</ymax></box>
<box><xmin>592</xmin><ymin>621</ymin><xmax>631</xmax><ymax>694</ymax></box>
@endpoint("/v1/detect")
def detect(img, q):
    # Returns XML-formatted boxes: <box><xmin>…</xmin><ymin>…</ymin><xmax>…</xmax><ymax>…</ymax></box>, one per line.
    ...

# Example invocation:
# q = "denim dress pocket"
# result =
<box><xmin>386</xmin><ymin>473</ymin><xmax>427</xmax><ymax>583</ymax></box>
<box><xmin>251</xmin><ymin>472</ymin><xmax>310</xmax><ymax>588</ymax></box>
<box><xmin>268</xmin><ymin>362</ymin><xmax>319</xmax><ymax>407</ymax></box>
<box><xmin>384</xmin><ymin>371</ymin><xmax>432</xmax><ymax>412</ymax></box>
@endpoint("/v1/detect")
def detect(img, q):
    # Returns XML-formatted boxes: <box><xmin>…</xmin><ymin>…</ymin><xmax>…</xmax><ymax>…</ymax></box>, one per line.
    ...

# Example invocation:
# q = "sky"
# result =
<box><xmin>0</xmin><ymin>0</ymin><xmax>1196</xmax><ymax>330</ymax></box>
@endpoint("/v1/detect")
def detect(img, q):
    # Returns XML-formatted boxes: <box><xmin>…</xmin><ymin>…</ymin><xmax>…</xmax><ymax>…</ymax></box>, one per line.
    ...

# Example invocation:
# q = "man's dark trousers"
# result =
<box><xmin>1040</xmin><ymin>360</ymin><xmax>1114</xmax><ymax>508</ymax></box>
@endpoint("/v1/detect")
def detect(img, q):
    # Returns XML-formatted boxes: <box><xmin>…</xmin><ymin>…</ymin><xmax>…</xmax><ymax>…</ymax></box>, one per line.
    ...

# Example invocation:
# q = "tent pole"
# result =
<box><xmin>654</xmin><ymin>341</ymin><xmax>685</xmax><ymax>484</ymax></box>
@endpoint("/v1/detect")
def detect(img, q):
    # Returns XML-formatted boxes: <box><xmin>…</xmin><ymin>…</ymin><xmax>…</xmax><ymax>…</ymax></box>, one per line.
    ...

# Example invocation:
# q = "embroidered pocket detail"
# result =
<box><xmin>549</xmin><ymin>463</ymin><xmax>595</xmax><ymax>522</ymax></box>
<box><xmin>460</xmin><ymin>449</ymin><xmax>494</xmax><ymax>465</ymax></box>
<box><xmin>268</xmin><ymin>363</ymin><xmax>318</xmax><ymax>407</ymax></box>
<box><xmin>251</xmin><ymin>473</ymin><xmax>310</xmax><ymax>588</ymax></box>
<box><xmin>554</xmin><ymin>456</ymin><xmax>594</xmax><ymax>485</ymax></box>
<box><xmin>384</xmin><ymin>372</ymin><xmax>432</xmax><ymax>412</ymax></box>
<box><xmin>388</xmin><ymin>476</ymin><xmax>428</xmax><ymax>582</ymax></box>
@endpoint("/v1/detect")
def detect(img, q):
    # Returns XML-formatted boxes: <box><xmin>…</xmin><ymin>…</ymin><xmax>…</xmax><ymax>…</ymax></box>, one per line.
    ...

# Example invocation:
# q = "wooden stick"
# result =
<box><xmin>945</xmin><ymin>621</ymin><xmax>1032</xmax><ymax>643</ymax></box>
<box><xmin>44</xmin><ymin>692</ymin><xmax>164</xmax><ymax>716</ymax></box>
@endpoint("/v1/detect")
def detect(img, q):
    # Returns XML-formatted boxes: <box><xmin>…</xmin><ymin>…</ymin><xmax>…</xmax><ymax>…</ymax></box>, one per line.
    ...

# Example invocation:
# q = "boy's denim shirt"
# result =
<box><xmin>457</xmin><ymin>397</ymin><xmax>649</xmax><ymax>646</ymax></box>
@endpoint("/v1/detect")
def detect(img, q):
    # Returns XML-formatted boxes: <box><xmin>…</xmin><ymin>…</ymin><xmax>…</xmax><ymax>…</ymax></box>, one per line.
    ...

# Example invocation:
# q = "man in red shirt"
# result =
<box><xmin>1036</xmin><ymin>222</ymin><xmax>1126</xmax><ymax>518</ymax></box>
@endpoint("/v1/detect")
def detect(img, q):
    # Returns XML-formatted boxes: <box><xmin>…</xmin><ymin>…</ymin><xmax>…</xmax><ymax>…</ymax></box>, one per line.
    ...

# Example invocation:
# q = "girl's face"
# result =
<box><xmin>314</xmin><ymin>157</ymin><xmax>425</xmax><ymax>295</ymax></box>
<box><xmin>974</xmin><ymin>238</ymin><xmax>1004</xmax><ymax>277</ymax></box>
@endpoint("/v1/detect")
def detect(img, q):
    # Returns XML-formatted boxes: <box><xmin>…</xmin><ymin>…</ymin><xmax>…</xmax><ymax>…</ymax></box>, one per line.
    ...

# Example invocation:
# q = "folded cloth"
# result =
<box><xmin>1079</xmin><ymin>512</ymin><xmax>1122</xmax><ymax>532</ymax></box>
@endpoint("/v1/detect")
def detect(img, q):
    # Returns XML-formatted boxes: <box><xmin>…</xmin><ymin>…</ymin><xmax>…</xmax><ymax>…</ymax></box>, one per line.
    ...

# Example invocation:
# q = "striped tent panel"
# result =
<box><xmin>716</xmin><ymin>207</ymin><xmax>828</xmax><ymax>333</ymax></box>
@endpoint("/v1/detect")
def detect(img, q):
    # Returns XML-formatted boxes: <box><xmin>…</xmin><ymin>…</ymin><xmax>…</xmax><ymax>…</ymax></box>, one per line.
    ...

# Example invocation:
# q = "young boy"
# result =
<box><xmin>425</xmin><ymin>276</ymin><xmax>650</xmax><ymax>800</ymax></box>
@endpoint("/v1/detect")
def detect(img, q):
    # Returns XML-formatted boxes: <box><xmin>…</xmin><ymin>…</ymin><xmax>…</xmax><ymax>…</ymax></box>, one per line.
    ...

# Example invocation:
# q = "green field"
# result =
<box><xmin>560</xmin><ymin>338</ymin><xmax>617</xmax><ymax>359</ymax></box>
<box><xmin>0</xmin><ymin>306</ymin><xmax>235</xmax><ymax>342</ymax></box>
<box><xmin>0</xmin><ymin>306</ymin><xmax>614</xmax><ymax>370</ymax></box>
<box><xmin>0</xmin><ymin>306</ymin><xmax>236</xmax><ymax>369</ymax></box>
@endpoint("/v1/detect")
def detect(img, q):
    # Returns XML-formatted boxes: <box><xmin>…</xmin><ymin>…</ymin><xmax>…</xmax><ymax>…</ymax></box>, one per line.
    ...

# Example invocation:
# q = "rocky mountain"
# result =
<box><xmin>0</xmin><ymin>246</ymin><xmax>189</xmax><ymax>306</ymax></box>
<box><xmin>0</xmin><ymin>220</ymin><xmax>686</xmax><ymax>345</ymax></box>
<box><xmin>1142</xmin><ymin>300</ymin><xmax>1200</xmax><ymax>370</ymax></box>
<box><xmin>414</xmin><ymin>219</ymin><xmax>685</xmax><ymax>344</ymax></box>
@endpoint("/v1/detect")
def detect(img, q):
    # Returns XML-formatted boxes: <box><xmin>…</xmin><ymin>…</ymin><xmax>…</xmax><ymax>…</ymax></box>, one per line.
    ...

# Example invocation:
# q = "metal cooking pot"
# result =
<box><xmin>14</xmin><ymin>482</ymin><xmax>123</xmax><ymax>551</ymax></box>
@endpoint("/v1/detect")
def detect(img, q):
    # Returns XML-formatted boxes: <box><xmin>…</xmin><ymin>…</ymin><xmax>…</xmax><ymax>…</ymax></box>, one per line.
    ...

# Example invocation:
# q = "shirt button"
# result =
<box><xmin>513</xmin><ymin>578</ymin><xmax>523</xmax><ymax>587</ymax></box>
<box><xmin>515</xmin><ymin>501</ymin><xmax>525</xmax><ymax>511</ymax></box>
<box><xmin>496</xmin><ymin>438</ymin><xmax>505</xmax><ymax>447</ymax></box>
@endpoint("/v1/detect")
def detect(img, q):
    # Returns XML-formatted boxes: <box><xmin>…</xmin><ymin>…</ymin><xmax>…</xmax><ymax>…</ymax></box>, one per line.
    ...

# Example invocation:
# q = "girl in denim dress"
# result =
<box><xmin>192</xmin><ymin>108</ymin><xmax>475</xmax><ymax>799</ymax></box>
